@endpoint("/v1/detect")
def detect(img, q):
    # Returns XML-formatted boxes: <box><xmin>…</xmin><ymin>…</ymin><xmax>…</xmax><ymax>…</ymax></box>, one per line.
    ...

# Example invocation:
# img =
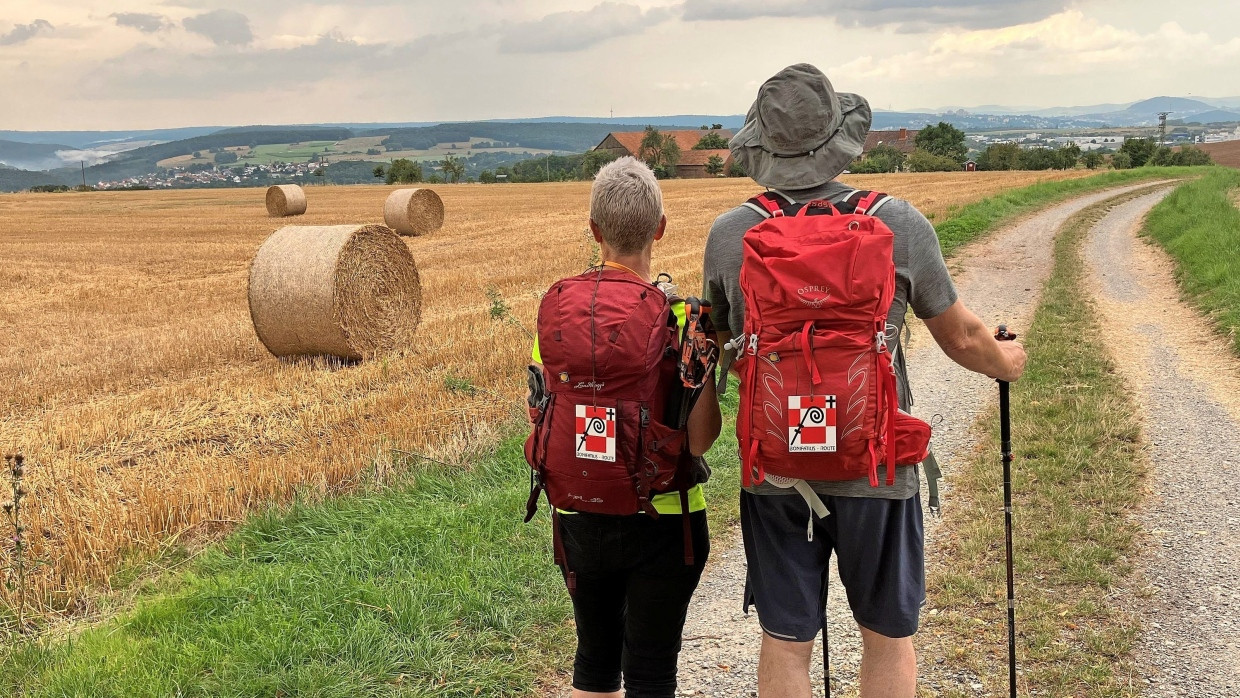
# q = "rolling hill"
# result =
<box><xmin>0</xmin><ymin>140</ymin><xmax>74</xmax><ymax>171</ymax></box>
<box><xmin>59</xmin><ymin>127</ymin><xmax>354</xmax><ymax>183</ymax></box>
<box><xmin>0</xmin><ymin>165</ymin><xmax>67</xmax><ymax>192</ymax></box>
<box><xmin>1182</xmin><ymin>110</ymin><xmax>1240</xmax><ymax>125</ymax></box>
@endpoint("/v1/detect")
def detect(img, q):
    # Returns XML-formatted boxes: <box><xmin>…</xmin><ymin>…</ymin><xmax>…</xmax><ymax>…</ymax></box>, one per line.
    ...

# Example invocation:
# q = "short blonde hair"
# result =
<box><xmin>590</xmin><ymin>156</ymin><xmax>663</xmax><ymax>254</ymax></box>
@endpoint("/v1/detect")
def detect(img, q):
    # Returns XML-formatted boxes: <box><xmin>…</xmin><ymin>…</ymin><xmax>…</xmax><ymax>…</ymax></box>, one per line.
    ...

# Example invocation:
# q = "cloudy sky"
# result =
<box><xmin>1</xmin><ymin>0</ymin><xmax>1238</xmax><ymax>131</ymax></box>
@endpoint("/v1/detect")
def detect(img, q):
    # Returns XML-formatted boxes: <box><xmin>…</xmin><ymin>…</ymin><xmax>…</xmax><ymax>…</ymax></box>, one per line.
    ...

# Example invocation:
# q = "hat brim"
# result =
<box><xmin>730</xmin><ymin>92</ymin><xmax>872</xmax><ymax>191</ymax></box>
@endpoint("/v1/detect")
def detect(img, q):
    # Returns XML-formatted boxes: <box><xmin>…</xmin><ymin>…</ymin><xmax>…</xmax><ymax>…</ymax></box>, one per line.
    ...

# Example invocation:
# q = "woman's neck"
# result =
<box><xmin>602</xmin><ymin>252</ymin><xmax>652</xmax><ymax>281</ymax></box>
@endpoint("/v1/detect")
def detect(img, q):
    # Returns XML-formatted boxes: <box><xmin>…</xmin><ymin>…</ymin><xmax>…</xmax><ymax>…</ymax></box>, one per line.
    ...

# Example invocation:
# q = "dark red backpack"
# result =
<box><xmin>524</xmin><ymin>268</ymin><xmax>700</xmax><ymax>589</ymax></box>
<box><xmin>734</xmin><ymin>190</ymin><xmax>931</xmax><ymax>489</ymax></box>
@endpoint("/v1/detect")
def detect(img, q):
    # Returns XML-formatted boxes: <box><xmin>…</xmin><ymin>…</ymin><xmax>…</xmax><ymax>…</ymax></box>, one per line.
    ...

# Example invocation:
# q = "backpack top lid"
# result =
<box><xmin>739</xmin><ymin>190</ymin><xmax>896</xmax><ymax>332</ymax></box>
<box><xmin>536</xmin><ymin>268</ymin><xmax>679</xmax><ymax>400</ymax></box>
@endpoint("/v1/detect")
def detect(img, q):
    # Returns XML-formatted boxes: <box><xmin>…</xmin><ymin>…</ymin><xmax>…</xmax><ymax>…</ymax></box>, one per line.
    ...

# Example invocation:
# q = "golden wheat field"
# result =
<box><xmin>0</xmin><ymin>170</ymin><xmax>1092</xmax><ymax>617</ymax></box>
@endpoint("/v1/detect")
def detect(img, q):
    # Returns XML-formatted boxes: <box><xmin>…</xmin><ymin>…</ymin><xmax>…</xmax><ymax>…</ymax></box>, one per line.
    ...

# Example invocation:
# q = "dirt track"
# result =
<box><xmin>1084</xmin><ymin>190</ymin><xmax>1240</xmax><ymax>697</ymax></box>
<box><xmin>674</xmin><ymin>181</ymin><xmax>1175</xmax><ymax>696</ymax></box>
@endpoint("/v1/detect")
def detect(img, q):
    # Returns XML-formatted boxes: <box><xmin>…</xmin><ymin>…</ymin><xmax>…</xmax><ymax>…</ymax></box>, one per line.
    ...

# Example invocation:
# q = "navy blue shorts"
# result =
<box><xmin>740</xmin><ymin>490</ymin><xmax>925</xmax><ymax>641</ymax></box>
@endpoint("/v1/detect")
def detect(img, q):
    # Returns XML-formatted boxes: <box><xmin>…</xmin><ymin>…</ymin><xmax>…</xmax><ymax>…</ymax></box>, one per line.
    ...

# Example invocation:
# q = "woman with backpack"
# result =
<box><xmin>524</xmin><ymin>156</ymin><xmax>722</xmax><ymax>697</ymax></box>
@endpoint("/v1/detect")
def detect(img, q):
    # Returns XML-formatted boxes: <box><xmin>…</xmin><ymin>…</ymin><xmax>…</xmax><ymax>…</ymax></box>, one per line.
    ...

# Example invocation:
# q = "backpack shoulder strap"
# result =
<box><xmin>743</xmin><ymin>190</ymin><xmax>798</xmax><ymax>219</ymax></box>
<box><xmin>834</xmin><ymin>189</ymin><xmax>892</xmax><ymax>217</ymax></box>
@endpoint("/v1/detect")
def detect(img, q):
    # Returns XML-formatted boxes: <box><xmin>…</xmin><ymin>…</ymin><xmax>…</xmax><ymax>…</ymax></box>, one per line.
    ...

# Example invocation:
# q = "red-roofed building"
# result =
<box><xmin>863</xmin><ymin>128</ymin><xmax>919</xmax><ymax>155</ymax></box>
<box><xmin>673</xmin><ymin>148</ymin><xmax>733</xmax><ymax>178</ymax></box>
<box><xmin>593</xmin><ymin>129</ymin><xmax>734</xmax><ymax>178</ymax></box>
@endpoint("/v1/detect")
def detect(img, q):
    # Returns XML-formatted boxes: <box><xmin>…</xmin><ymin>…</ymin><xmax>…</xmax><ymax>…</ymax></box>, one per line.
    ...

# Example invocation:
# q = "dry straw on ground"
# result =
<box><xmin>248</xmin><ymin>224</ymin><xmax>422</xmax><ymax>359</ymax></box>
<box><xmin>265</xmin><ymin>184</ymin><xmax>307</xmax><ymax>217</ymax></box>
<box><xmin>384</xmin><ymin>188</ymin><xmax>445</xmax><ymax>236</ymax></box>
<box><xmin>0</xmin><ymin>171</ymin><xmax>1093</xmax><ymax>616</ymax></box>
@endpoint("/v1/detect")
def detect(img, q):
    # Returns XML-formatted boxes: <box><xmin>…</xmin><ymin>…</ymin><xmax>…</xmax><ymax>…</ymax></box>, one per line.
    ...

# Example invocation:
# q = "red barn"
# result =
<box><xmin>592</xmin><ymin>129</ymin><xmax>734</xmax><ymax>178</ymax></box>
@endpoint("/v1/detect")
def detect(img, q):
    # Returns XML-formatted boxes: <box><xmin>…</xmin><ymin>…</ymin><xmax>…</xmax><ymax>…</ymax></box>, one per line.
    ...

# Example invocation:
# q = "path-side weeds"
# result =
<box><xmin>1139</xmin><ymin>168</ymin><xmax>1240</xmax><ymax>354</ymax></box>
<box><xmin>918</xmin><ymin>188</ymin><xmax>1166</xmax><ymax>697</ymax></box>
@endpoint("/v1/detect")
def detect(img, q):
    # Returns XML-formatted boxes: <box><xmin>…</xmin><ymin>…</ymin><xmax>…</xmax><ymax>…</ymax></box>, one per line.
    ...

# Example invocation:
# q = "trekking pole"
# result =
<box><xmin>995</xmin><ymin>324</ymin><xmax>1017</xmax><ymax>698</ymax></box>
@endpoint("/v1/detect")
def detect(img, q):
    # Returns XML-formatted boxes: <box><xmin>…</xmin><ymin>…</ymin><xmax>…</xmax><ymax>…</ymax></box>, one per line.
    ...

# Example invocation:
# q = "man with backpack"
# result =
<box><xmin>525</xmin><ymin>156</ymin><xmax>723</xmax><ymax>697</ymax></box>
<box><xmin>703</xmin><ymin>64</ymin><xmax>1027</xmax><ymax>696</ymax></box>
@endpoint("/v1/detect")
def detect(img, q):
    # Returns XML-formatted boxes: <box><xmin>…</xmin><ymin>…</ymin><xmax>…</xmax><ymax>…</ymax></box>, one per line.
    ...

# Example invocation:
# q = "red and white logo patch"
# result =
<box><xmin>575</xmin><ymin>404</ymin><xmax>616</xmax><ymax>462</ymax></box>
<box><xmin>788</xmin><ymin>395</ymin><xmax>837</xmax><ymax>453</ymax></box>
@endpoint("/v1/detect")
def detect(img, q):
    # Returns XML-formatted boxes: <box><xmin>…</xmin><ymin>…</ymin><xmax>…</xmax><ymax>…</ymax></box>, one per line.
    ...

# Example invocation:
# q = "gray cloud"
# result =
<box><xmin>498</xmin><ymin>2</ymin><xmax>672</xmax><ymax>53</ymax></box>
<box><xmin>0</xmin><ymin>19</ymin><xmax>53</xmax><ymax>46</ymax></box>
<box><xmin>680</xmin><ymin>0</ymin><xmax>1070</xmax><ymax>30</ymax></box>
<box><xmin>112</xmin><ymin>13</ymin><xmax>171</xmax><ymax>33</ymax></box>
<box><xmin>81</xmin><ymin>34</ymin><xmax>400</xmax><ymax>99</ymax></box>
<box><xmin>182</xmin><ymin>9</ymin><xmax>253</xmax><ymax>46</ymax></box>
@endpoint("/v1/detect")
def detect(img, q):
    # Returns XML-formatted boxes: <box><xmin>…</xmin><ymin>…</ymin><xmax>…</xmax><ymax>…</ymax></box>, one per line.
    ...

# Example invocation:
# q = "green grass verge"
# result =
<box><xmin>934</xmin><ymin>166</ymin><xmax>1209</xmax><ymax>257</ymax></box>
<box><xmin>1139</xmin><ymin>167</ymin><xmax>1240</xmax><ymax>353</ymax></box>
<box><xmin>920</xmin><ymin>189</ymin><xmax>1156</xmax><ymax>696</ymax></box>
<box><xmin>0</xmin><ymin>389</ymin><xmax>742</xmax><ymax>697</ymax></box>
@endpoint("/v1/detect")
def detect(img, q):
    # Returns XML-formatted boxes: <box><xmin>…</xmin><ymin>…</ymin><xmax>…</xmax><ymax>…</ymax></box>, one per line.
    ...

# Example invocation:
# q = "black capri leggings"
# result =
<box><xmin>557</xmin><ymin>509</ymin><xmax>709</xmax><ymax>697</ymax></box>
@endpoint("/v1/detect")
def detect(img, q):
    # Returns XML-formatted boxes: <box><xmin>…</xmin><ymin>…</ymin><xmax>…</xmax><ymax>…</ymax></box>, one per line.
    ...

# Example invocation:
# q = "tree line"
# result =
<box><xmin>377</xmin><ymin>126</ymin><xmax>744</xmax><ymax>184</ymax></box>
<box><xmin>850</xmin><ymin>122</ymin><xmax>1212</xmax><ymax>173</ymax></box>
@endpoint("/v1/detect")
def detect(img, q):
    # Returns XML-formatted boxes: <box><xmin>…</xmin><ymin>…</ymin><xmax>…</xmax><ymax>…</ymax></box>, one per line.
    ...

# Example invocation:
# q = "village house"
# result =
<box><xmin>862</xmin><ymin>128</ymin><xmax>919</xmax><ymax>155</ymax></box>
<box><xmin>593</xmin><ymin>129</ymin><xmax>734</xmax><ymax>178</ymax></box>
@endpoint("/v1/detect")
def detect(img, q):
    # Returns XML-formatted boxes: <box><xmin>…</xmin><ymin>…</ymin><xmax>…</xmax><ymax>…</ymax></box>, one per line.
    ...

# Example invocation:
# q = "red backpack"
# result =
<box><xmin>524</xmin><ymin>268</ymin><xmax>704</xmax><ymax>586</ymax></box>
<box><xmin>734</xmin><ymin>190</ymin><xmax>931</xmax><ymax>489</ymax></box>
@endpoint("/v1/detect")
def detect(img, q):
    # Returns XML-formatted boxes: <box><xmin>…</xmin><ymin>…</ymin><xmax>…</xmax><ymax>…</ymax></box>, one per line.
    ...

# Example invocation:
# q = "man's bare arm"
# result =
<box><xmin>686</xmin><ymin>379</ymin><xmax>721</xmax><ymax>457</ymax></box>
<box><xmin>922</xmin><ymin>300</ymin><xmax>1027</xmax><ymax>382</ymax></box>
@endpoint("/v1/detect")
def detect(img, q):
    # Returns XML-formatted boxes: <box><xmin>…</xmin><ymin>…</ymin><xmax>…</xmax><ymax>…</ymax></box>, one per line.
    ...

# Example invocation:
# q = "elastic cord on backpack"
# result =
<box><xmin>884</xmin><ymin>357</ymin><xmax>899</xmax><ymax>486</ymax></box>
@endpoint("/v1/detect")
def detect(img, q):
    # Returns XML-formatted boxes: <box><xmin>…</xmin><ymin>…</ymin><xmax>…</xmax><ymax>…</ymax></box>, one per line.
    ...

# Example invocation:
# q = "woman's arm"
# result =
<box><xmin>686</xmin><ymin>376</ymin><xmax>722</xmax><ymax>457</ymax></box>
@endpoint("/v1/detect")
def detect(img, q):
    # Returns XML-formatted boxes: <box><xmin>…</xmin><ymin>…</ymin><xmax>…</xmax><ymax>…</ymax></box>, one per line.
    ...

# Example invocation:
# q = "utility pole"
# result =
<box><xmin>1157</xmin><ymin>111</ymin><xmax>1172</xmax><ymax>148</ymax></box>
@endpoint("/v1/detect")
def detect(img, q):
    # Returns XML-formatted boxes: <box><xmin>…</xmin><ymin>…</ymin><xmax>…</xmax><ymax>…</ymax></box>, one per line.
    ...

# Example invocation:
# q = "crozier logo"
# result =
<box><xmin>797</xmin><ymin>284</ymin><xmax>830</xmax><ymax>309</ymax></box>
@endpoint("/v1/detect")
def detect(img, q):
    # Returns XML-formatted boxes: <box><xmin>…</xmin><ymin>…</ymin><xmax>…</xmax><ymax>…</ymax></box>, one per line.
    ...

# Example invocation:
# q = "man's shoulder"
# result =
<box><xmin>710</xmin><ymin>200</ymin><xmax>766</xmax><ymax>235</ymax></box>
<box><xmin>704</xmin><ymin>200</ymin><xmax>766</xmax><ymax>269</ymax></box>
<box><xmin>869</xmin><ymin>194</ymin><xmax>932</xmax><ymax>237</ymax></box>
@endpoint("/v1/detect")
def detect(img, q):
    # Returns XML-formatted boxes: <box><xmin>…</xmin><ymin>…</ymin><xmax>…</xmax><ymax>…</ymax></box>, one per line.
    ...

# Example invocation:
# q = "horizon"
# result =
<box><xmin>2</xmin><ymin>94</ymin><xmax>1240</xmax><ymax>139</ymax></box>
<box><xmin>2</xmin><ymin>1</ymin><xmax>1238</xmax><ymax>131</ymax></box>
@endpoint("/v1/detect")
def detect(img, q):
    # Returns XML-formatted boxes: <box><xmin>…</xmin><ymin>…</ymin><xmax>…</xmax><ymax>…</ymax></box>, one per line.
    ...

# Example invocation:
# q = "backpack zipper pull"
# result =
<box><xmin>748</xmin><ymin>334</ymin><xmax>759</xmax><ymax>356</ymax></box>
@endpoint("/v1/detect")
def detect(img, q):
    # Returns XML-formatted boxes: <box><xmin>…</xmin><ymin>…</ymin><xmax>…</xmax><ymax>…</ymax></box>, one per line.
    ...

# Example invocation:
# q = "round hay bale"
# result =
<box><xmin>383</xmin><ymin>188</ymin><xmax>444</xmax><ymax>237</ymax></box>
<box><xmin>265</xmin><ymin>184</ymin><xmax>307</xmax><ymax>217</ymax></box>
<box><xmin>248</xmin><ymin>225</ymin><xmax>422</xmax><ymax>360</ymax></box>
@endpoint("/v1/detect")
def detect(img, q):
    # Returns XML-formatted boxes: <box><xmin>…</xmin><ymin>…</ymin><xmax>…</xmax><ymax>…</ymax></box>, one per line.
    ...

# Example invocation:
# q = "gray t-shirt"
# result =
<box><xmin>703</xmin><ymin>180</ymin><xmax>958</xmax><ymax>499</ymax></box>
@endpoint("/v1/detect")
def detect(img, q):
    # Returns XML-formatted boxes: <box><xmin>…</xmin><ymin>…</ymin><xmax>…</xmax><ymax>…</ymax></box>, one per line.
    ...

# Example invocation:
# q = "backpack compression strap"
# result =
<box><xmin>743</xmin><ymin>191</ymin><xmax>797</xmax><ymax>218</ymax></box>
<box><xmin>835</xmin><ymin>190</ymin><xmax>893</xmax><ymax>216</ymax></box>
<box><xmin>745</xmin><ymin>190</ymin><xmax>893</xmax><ymax>219</ymax></box>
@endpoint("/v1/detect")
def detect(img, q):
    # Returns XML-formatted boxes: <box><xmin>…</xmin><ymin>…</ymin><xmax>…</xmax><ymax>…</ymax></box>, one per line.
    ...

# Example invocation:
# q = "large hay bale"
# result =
<box><xmin>383</xmin><ymin>188</ymin><xmax>444</xmax><ymax>236</ymax></box>
<box><xmin>248</xmin><ymin>225</ymin><xmax>422</xmax><ymax>359</ymax></box>
<box><xmin>266</xmin><ymin>184</ymin><xmax>307</xmax><ymax>217</ymax></box>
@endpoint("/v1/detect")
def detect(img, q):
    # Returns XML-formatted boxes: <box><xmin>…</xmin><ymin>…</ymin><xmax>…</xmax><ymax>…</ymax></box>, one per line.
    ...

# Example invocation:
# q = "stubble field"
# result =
<box><xmin>0</xmin><ymin>170</ymin><xmax>1093</xmax><ymax>618</ymax></box>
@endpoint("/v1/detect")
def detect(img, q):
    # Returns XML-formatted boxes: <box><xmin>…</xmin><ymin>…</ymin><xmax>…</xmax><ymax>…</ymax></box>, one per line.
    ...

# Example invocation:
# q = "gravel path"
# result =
<box><xmin>1084</xmin><ymin>190</ymin><xmax>1240</xmax><ymax>698</ymax></box>
<box><xmin>673</xmin><ymin>181</ymin><xmax>1175</xmax><ymax>697</ymax></box>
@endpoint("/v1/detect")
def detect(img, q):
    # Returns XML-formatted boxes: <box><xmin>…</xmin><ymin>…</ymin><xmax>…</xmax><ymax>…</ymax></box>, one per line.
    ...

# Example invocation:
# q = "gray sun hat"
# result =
<box><xmin>730</xmin><ymin>63</ymin><xmax>872</xmax><ymax>191</ymax></box>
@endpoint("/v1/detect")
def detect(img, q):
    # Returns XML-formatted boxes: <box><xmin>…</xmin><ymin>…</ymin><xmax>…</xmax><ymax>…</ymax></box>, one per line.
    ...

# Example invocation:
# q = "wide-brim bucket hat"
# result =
<box><xmin>730</xmin><ymin>63</ymin><xmax>872</xmax><ymax>190</ymax></box>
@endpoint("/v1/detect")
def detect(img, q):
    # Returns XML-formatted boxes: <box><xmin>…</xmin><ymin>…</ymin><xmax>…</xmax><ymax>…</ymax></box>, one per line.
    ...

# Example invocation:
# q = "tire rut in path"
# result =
<box><xmin>1084</xmin><ymin>189</ymin><xmax>1240</xmax><ymax>698</ymax></box>
<box><xmin>673</xmin><ymin>181</ymin><xmax>1175</xmax><ymax>697</ymax></box>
